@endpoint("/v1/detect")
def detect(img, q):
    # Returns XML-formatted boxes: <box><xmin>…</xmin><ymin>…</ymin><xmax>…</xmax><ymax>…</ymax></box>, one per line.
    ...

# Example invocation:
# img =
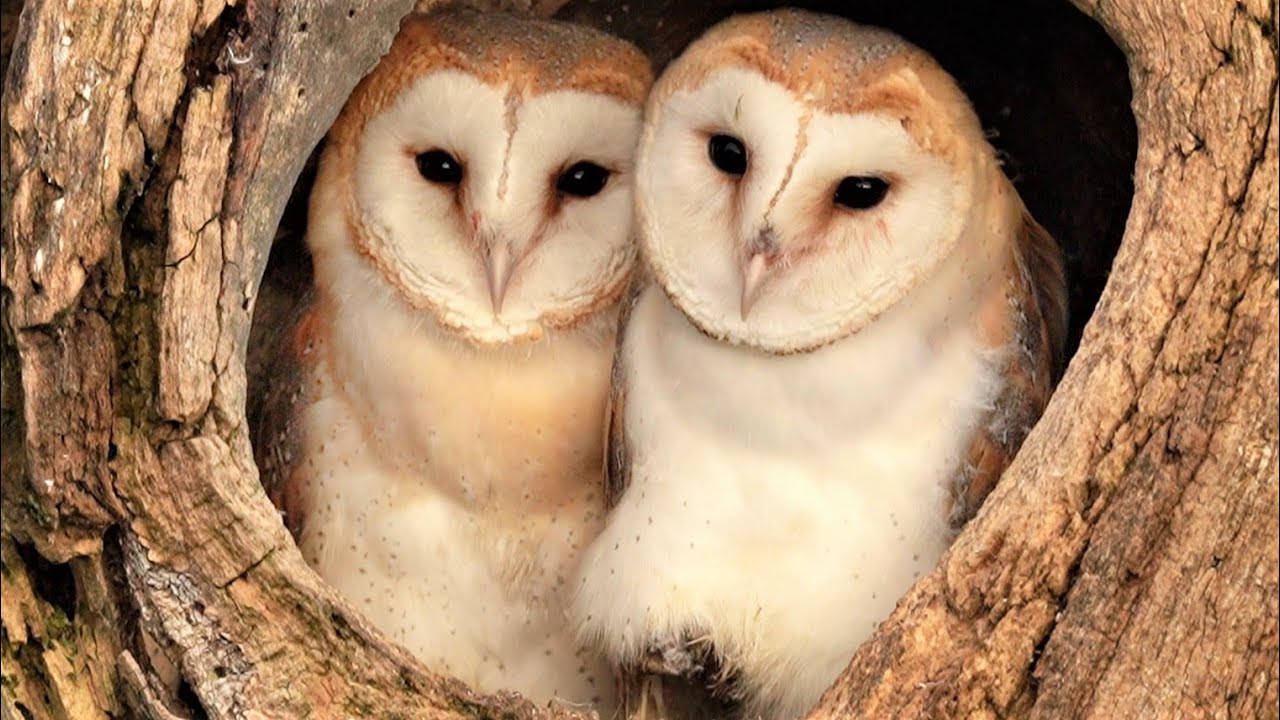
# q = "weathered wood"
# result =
<box><xmin>1</xmin><ymin>0</ymin><xmax>1275</xmax><ymax>718</ymax></box>
<box><xmin>3</xmin><ymin>1</ymin><xmax>586</xmax><ymax>717</ymax></box>
<box><xmin>810</xmin><ymin>1</ymin><xmax>1279</xmax><ymax>717</ymax></box>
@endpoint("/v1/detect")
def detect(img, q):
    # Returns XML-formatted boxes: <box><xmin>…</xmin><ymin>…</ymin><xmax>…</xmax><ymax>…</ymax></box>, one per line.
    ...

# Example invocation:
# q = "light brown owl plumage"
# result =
<box><xmin>250</xmin><ymin>6</ymin><xmax>652</xmax><ymax>707</ymax></box>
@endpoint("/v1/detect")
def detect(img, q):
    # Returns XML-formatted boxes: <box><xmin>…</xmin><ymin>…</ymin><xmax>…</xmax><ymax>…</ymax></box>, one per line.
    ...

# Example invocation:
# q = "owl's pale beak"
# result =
<box><xmin>740</xmin><ymin>252</ymin><xmax>770</xmax><ymax>320</ymax></box>
<box><xmin>486</xmin><ymin>243</ymin><xmax>514</xmax><ymax>315</ymax></box>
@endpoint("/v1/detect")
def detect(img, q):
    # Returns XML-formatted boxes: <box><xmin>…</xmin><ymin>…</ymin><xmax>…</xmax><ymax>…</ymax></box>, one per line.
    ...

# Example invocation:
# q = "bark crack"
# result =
<box><xmin>216</xmin><ymin>544</ymin><xmax>277</xmax><ymax>590</ymax></box>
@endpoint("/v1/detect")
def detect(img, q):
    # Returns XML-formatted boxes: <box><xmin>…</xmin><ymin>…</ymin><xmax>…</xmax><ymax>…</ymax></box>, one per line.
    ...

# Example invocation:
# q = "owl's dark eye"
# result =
<box><xmin>708</xmin><ymin>134</ymin><xmax>748</xmax><ymax>176</ymax></box>
<box><xmin>416</xmin><ymin>149</ymin><xmax>463</xmax><ymax>184</ymax></box>
<box><xmin>834</xmin><ymin>176</ymin><xmax>890</xmax><ymax>210</ymax></box>
<box><xmin>557</xmin><ymin>161</ymin><xmax>611</xmax><ymax>198</ymax></box>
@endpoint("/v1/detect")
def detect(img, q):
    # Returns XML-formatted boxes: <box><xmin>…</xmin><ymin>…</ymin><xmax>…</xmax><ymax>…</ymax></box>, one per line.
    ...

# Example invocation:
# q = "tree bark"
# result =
<box><xmin>810</xmin><ymin>2</ymin><xmax>1280</xmax><ymax>717</ymax></box>
<box><xmin>1</xmin><ymin>1</ymin><xmax>1275</xmax><ymax>720</ymax></box>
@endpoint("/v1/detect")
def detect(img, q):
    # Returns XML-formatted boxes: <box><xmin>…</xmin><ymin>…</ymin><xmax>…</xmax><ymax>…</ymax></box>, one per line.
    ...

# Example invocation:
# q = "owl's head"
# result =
<box><xmin>309</xmin><ymin>7</ymin><xmax>653</xmax><ymax>344</ymax></box>
<box><xmin>637</xmin><ymin>10</ymin><xmax>1004</xmax><ymax>354</ymax></box>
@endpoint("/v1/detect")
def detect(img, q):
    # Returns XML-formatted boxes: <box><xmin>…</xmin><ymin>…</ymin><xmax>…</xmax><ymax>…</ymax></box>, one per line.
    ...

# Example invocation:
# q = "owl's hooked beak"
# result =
<box><xmin>485</xmin><ymin>242</ymin><xmax>514</xmax><ymax>315</ymax></box>
<box><xmin>740</xmin><ymin>228</ymin><xmax>780</xmax><ymax>319</ymax></box>
<box><xmin>740</xmin><ymin>253</ymin><xmax>770</xmax><ymax>319</ymax></box>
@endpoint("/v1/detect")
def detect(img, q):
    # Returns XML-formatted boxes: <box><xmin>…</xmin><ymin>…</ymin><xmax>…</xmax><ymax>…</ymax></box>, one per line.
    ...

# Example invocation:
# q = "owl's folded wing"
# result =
<box><xmin>950</xmin><ymin>209</ymin><xmax>1068</xmax><ymax>527</ymax></box>
<box><xmin>247</xmin><ymin>248</ymin><xmax>318</xmax><ymax>538</ymax></box>
<box><xmin>603</xmin><ymin>271</ymin><xmax>650</xmax><ymax>510</ymax></box>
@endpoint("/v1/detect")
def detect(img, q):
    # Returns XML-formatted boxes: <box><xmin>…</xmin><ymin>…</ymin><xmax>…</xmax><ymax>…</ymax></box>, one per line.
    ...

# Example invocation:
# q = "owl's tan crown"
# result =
<box><xmin>653</xmin><ymin>9</ymin><xmax>983</xmax><ymax>161</ymax></box>
<box><xmin>329</xmin><ymin>6</ymin><xmax>653</xmax><ymax>152</ymax></box>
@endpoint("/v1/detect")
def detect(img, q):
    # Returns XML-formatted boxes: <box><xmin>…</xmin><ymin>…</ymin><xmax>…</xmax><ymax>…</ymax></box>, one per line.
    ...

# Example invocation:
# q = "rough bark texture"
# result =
<box><xmin>1</xmin><ymin>1</ymin><xmax>1275</xmax><ymax>720</ymax></box>
<box><xmin>808</xmin><ymin>1</ymin><xmax>1280</xmax><ymax>717</ymax></box>
<box><xmin>1</xmin><ymin>1</ymin><xmax>581</xmax><ymax>718</ymax></box>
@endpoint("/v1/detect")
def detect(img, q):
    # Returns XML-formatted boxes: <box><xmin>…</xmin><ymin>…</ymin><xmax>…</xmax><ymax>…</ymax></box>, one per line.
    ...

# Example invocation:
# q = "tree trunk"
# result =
<box><xmin>1</xmin><ymin>0</ymin><xmax>1275</xmax><ymax>719</ymax></box>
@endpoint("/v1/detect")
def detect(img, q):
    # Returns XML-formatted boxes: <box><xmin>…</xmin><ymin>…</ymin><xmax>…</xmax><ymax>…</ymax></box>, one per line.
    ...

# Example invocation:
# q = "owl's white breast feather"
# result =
<box><xmin>573</xmin><ymin>271</ymin><xmax>1003</xmax><ymax>719</ymax></box>
<box><xmin>297</xmin><ymin>191</ymin><xmax>617</xmax><ymax>704</ymax></box>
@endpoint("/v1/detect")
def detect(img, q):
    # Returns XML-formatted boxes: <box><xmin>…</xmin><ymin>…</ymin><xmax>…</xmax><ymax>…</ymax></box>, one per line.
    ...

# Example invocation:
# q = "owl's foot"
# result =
<box><xmin>640</xmin><ymin>635</ymin><xmax>709</xmax><ymax>677</ymax></box>
<box><xmin>620</xmin><ymin>633</ymin><xmax>744</xmax><ymax>720</ymax></box>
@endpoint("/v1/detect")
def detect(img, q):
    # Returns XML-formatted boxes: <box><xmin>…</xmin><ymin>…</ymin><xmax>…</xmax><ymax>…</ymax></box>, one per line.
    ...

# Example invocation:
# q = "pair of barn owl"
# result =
<box><xmin>253</xmin><ymin>5</ymin><xmax>1065</xmax><ymax>719</ymax></box>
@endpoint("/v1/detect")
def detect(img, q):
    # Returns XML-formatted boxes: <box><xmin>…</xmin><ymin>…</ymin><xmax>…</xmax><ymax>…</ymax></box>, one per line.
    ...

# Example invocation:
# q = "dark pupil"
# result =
<box><xmin>708</xmin><ymin>134</ymin><xmax>747</xmax><ymax>176</ymax></box>
<box><xmin>834</xmin><ymin>176</ymin><xmax>890</xmax><ymax>210</ymax></box>
<box><xmin>416</xmin><ymin>150</ymin><xmax>462</xmax><ymax>184</ymax></box>
<box><xmin>557</xmin><ymin>161</ymin><xmax>610</xmax><ymax>198</ymax></box>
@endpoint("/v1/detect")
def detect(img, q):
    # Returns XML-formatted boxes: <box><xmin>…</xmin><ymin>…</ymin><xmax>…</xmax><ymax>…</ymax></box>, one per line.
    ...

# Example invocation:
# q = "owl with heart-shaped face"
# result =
<box><xmin>251</xmin><ymin>6</ymin><xmax>652</xmax><ymax>707</ymax></box>
<box><xmin>571</xmin><ymin>9</ymin><xmax>1067</xmax><ymax>720</ymax></box>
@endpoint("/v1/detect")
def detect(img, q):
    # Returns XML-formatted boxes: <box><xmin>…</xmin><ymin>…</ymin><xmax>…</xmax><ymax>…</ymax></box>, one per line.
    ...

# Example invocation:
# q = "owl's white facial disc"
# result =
<box><xmin>638</xmin><ymin>67</ymin><xmax>970</xmax><ymax>354</ymax></box>
<box><xmin>352</xmin><ymin>70</ymin><xmax>643</xmax><ymax>343</ymax></box>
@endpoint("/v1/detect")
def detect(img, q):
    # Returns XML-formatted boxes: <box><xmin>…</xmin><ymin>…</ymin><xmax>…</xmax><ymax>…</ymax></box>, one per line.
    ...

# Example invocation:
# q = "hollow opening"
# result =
<box><xmin>244</xmin><ymin>0</ymin><xmax>1136</xmax><ymax>704</ymax></box>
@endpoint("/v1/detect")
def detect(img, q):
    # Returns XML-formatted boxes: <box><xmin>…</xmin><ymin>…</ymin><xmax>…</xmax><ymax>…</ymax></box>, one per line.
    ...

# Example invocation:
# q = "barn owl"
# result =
<box><xmin>570</xmin><ymin>10</ymin><xmax>1067</xmax><ymax>720</ymax></box>
<box><xmin>250</xmin><ymin>6</ymin><xmax>652</xmax><ymax>707</ymax></box>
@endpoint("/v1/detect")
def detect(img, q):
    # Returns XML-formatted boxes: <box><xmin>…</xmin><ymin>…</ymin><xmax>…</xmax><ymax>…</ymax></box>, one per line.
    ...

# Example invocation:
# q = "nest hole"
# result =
<box><xmin>249</xmin><ymin>0</ymin><xmax>1137</xmax><ymax>557</ymax></box>
<box><xmin>243</xmin><ymin>0</ymin><xmax>1138</xmax><ymax>702</ymax></box>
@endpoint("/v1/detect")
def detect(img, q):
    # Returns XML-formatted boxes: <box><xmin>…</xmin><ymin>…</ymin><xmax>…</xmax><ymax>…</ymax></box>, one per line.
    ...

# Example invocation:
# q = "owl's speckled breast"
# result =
<box><xmin>293</xmin><ymin>291</ymin><xmax>616</xmax><ymax>705</ymax></box>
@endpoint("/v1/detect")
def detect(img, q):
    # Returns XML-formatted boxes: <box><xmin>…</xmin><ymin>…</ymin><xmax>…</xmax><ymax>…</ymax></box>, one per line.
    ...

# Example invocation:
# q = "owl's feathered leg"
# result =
<box><xmin>650</xmin><ymin>675</ymin><xmax>669</xmax><ymax>720</ymax></box>
<box><xmin>615</xmin><ymin>635</ymin><xmax>742</xmax><ymax>720</ymax></box>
